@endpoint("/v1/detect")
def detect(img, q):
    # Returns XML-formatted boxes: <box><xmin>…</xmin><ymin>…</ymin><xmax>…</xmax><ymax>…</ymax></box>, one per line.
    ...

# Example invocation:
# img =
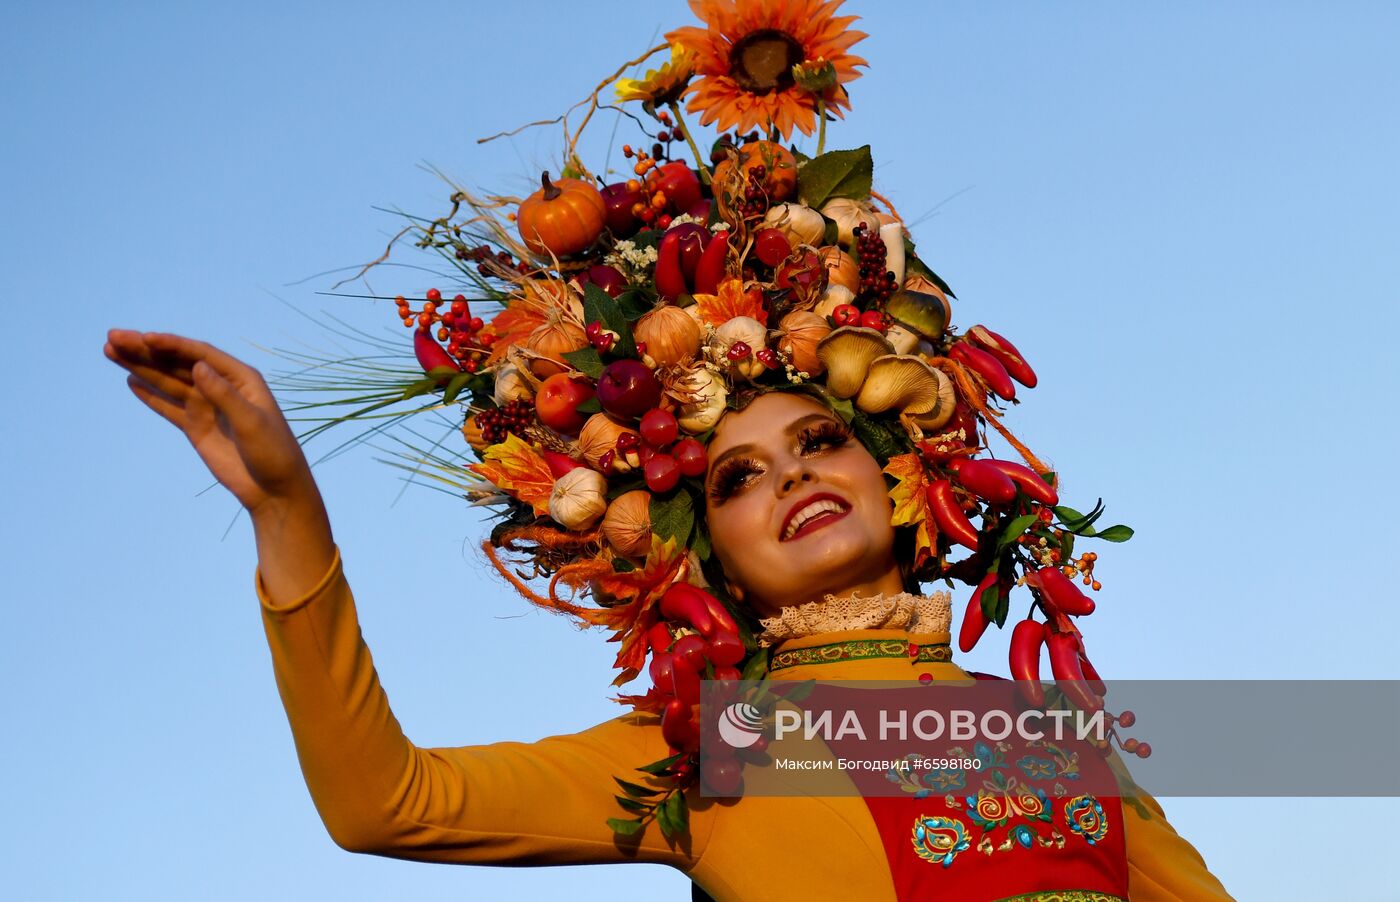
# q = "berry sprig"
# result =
<box><xmin>396</xmin><ymin>288</ymin><xmax>495</xmax><ymax>372</ymax></box>
<box><xmin>456</xmin><ymin>243</ymin><xmax>533</xmax><ymax>279</ymax></box>
<box><xmin>475</xmin><ymin>399</ymin><xmax>536</xmax><ymax>445</ymax></box>
<box><xmin>622</xmin><ymin>132</ymin><xmax>679</xmax><ymax>230</ymax></box>
<box><xmin>853</xmin><ymin>222</ymin><xmax>897</xmax><ymax>304</ymax></box>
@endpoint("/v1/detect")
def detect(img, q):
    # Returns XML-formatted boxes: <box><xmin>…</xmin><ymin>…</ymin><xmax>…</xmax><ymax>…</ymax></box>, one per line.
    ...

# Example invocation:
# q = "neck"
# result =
<box><xmin>750</xmin><ymin>560</ymin><xmax>907</xmax><ymax>619</ymax></box>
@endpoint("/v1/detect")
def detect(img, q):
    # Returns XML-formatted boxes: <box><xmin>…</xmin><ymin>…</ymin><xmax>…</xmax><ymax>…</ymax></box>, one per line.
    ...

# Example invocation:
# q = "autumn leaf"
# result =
<box><xmin>692</xmin><ymin>278</ymin><xmax>768</xmax><ymax>328</ymax></box>
<box><xmin>467</xmin><ymin>433</ymin><xmax>556</xmax><ymax>515</ymax></box>
<box><xmin>580</xmin><ymin>535</ymin><xmax>688</xmax><ymax>682</ymax></box>
<box><xmin>484</xmin><ymin>279</ymin><xmax>582</xmax><ymax>365</ymax></box>
<box><xmin>884</xmin><ymin>452</ymin><xmax>937</xmax><ymax>570</ymax></box>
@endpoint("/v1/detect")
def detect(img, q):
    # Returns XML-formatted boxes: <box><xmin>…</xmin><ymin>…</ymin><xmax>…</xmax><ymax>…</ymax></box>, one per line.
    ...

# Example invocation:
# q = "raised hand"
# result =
<box><xmin>104</xmin><ymin>330</ymin><xmax>334</xmax><ymax>603</ymax></box>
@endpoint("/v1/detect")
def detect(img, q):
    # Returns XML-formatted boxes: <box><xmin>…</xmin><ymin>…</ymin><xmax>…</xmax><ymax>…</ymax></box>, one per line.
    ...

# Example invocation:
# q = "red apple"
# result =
<box><xmin>578</xmin><ymin>264</ymin><xmax>627</xmax><ymax>298</ymax></box>
<box><xmin>647</xmin><ymin>161</ymin><xmax>702</xmax><ymax>213</ymax></box>
<box><xmin>534</xmin><ymin>373</ymin><xmax>595</xmax><ymax>434</ymax></box>
<box><xmin>596</xmin><ymin>359</ymin><xmax>662</xmax><ymax>419</ymax></box>
<box><xmin>600</xmin><ymin>182</ymin><xmax>644</xmax><ymax>237</ymax></box>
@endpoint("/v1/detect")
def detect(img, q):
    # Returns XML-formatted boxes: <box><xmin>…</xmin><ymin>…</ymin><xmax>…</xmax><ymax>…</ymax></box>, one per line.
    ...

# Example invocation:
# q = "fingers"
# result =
<box><xmin>127</xmin><ymin>374</ymin><xmax>187</xmax><ymax>429</ymax></box>
<box><xmin>105</xmin><ymin>330</ymin><xmax>193</xmax><ymax>382</ymax></box>
<box><xmin>143</xmin><ymin>333</ymin><xmax>266</xmax><ymax>395</ymax></box>
<box><xmin>106</xmin><ymin>343</ymin><xmax>194</xmax><ymax>401</ymax></box>
<box><xmin>192</xmin><ymin>360</ymin><xmax>266</xmax><ymax>438</ymax></box>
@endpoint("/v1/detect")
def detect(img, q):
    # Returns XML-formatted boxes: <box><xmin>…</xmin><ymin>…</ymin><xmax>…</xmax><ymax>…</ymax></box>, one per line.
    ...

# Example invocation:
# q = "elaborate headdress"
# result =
<box><xmin>290</xmin><ymin>0</ymin><xmax>1135</xmax><ymax>839</ymax></box>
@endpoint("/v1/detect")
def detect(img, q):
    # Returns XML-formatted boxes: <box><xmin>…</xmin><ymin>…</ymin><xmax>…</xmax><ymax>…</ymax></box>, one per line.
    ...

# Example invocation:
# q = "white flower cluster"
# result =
<box><xmin>604</xmin><ymin>240</ymin><xmax>658</xmax><ymax>280</ymax></box>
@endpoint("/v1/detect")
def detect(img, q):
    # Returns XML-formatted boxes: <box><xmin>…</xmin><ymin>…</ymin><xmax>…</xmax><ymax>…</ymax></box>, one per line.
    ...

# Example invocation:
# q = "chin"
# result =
<box><xmin>772</xmin><ymin>519</ymin><xmax>889</xmax><ymax>598</ymax></box>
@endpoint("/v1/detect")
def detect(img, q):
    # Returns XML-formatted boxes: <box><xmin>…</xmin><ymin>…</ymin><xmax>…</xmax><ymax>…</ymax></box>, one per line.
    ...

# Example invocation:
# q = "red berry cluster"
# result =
<box><xmin>853</xmin><ymin>223</ymin><xmax>897</xmax><ymax>303</ymax></box>
<box><xmin>739</xmin><ymin>164</ymin><xmax>771</xmax><ymax>219</ymax></box>
<box><xmin>397</xmin><ymin>288</ymin><xmax>496</xmax><ymax>370</ymax></box>
<box><xmin>475</xmin><ymin>399</ymin><xmax>535</xmax><ymax>444</ymax></box>
<box><xmin>456</xmin><ymin>243</ymin><xmax>532</xmax><ymax>279</ymax></box>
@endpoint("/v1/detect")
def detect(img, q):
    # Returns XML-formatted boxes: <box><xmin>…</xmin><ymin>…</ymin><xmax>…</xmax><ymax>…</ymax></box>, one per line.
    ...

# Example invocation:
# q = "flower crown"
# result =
<box><xmin>300</xmin><ymin>0</ymin><xmax>1139</xmax><ymax>838</ymax></box>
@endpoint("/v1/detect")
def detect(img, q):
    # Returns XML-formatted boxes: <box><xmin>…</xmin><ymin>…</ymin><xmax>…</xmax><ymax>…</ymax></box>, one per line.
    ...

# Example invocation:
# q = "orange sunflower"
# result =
<box><xmin>666</xmin><ymin>0</ymin><xmax>868</xmax><ymax>140</ymax></box>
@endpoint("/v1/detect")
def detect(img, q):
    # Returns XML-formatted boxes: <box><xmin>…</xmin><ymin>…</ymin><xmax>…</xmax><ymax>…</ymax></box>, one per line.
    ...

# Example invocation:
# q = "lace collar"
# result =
<box><xmin>756</xmin><ymin>588</ymin><xmax>952</xmax><ymax>647</ymax></box>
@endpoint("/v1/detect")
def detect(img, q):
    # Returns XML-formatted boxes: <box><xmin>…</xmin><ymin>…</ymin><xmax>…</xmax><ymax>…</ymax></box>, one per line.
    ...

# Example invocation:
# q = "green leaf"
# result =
<box><xmin>656</xmin><ymin>792</ymin><xmax>682</xmax><ymax>838</ymax></box>
<box><xmin>1094</xmin><ymin>525</ymin><xmax>1135</xmax><ymax>543</ymax></box>
<box><xmin>903</xmin><ymin>245</ymin><xmax>957</xmax><ymax>299</ymax></box>
<box><xmin>740</xmin><ymin>648</ymin><xmax>771</xmax><ymax>681</ymax></box>
<box><xmin>582</xmin><ymin>282</ymin><xmax>639</xmax><ymax>358</ymax></box>
<box><xmin>607</xmin><ymin>817</ymin><xmax>645</xmax><ymax>836</ymax></box>
<box><xmin>1054</xmin><ymin>501</ymin><xmax>1105</xmax><ymax>535</ymax></box>
<box><xmin>650</xmin><ymin>490</ymin><xmax>696</xmax><ymax>545</ymax></box>
<box><xmin>1059</xmin><ymin>531</ymin><xmax>1076</xmax><ymax>560</ymax></box>
<box><xmin>996</xmin><ymin>513</ymin><xmax>1039</xmax><ymax>553</ymax></box>
<box><xmin>574</xmin><ymin>395</ymin><xmax>603</xmax><ymax>415</ymax></box>
<box><xmin>442</xmin><ymin>371</ymin><xmax>475</xmax><ymax>404</ymax></box>
<box><xmin>562</xmin><ymin>347</ymin><xmax>605</xmax><ymax>379</ymax></box>
<box><xmin>827</xmin><ymin>396</ymin><xmax>855</xmax><ymax>424</ymax></box>
<box><xmin>850</xmin><ymin>409</ymin><xmax>904</xmax><ymax>465</ymax></box>
<box><xmin>613</xmin><ymin>796</ymin><xmax>651</xmax><ymax>813</ymax></box>
<box><xmin>782</xmin><ymin>679</ymin><xmax>817</xmax><ymax>703</ymax></box>
<box><xmin>614</xmin><ymin>777</ymin><xmax>663</xmax><ymax>798</ymax></box>
<box><xmin>798</xmin><ymin>145</ymin><xmax>873</xmax><ymax>209</ymax></box>
<box><xmin>401</xmin><ymin>377</ymin><xmax>438</xmax><ymax>400</ymax></box>
<box><xmin>616</xmin><ymin>286</ymin><xmax>656</xmax><ymax>320</ymax></box>
<box><xmin>690</xmin><ymin>521</ymin><xmax>711</xmax><ymax>561</ymax></box>
<box><xmin>637</xmin><ymin>752</ymin><xmax>686</xmax><ymax>775</ymax></box>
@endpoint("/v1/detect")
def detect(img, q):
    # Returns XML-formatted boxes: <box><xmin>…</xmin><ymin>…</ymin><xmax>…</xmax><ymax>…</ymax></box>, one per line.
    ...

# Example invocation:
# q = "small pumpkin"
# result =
<box><xmin>713</xmin><ymin>140</ymin><xmax>797</xmax><ymax>205</ymax></box>
<box><xmin>516</xmin><ymin>171</ymin><xmax>606</xmax><ymax>258</ymax></box>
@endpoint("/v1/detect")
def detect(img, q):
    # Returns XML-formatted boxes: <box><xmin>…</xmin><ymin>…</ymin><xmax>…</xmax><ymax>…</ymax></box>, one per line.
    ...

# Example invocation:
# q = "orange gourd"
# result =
<box><xmin>713</xmin><ymin>141</ymin><xmax>798</xmax><ymax>204</ymax></box>
<box><xmin>516</xmin><ymin>171</ymin><xmax>606</xmax><ymax>258</ymax></box>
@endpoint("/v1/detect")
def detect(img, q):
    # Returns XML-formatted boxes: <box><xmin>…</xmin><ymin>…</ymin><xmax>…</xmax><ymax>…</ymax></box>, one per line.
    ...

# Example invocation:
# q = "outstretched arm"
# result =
<box><xmin>104</xmin><ymin>330</ymin><xmax>703</xmax><ymax>868</ymax></box>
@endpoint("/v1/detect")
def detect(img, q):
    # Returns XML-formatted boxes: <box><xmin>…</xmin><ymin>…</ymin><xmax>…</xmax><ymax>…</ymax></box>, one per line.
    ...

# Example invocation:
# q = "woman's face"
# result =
<box><xmin>703</xmin><ymin>391</ymin><xmax>902</xmax><ymax>616</ymax></box>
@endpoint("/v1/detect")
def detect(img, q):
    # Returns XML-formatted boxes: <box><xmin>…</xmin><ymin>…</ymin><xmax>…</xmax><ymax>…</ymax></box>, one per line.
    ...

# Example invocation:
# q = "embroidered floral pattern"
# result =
<box><xmin>769</xmin><ymin>638</ymin><xmax>951</xmax><ymax>671</ymax></box>
<box><xmin>911</xmin><ymin>814</ymin><xmax>970</xmax><ymax>867</ymax></box>
<box><xmin>1065</xmin><ymin>795</ymin><xmax>1109</xmax><ymax>845</ymax></box>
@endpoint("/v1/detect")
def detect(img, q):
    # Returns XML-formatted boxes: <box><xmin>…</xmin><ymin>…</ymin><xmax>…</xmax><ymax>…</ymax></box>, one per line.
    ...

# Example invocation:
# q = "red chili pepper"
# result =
<box><xmin>648</xmin><ymin>651</ymin><xmax>676</xmax><ymax>691</ymax></box>
<box><xmin>949</xmin><ymin>340</ymin><xmax>1016</xmax><ymax>401</ymax></box>
<box><xmin>927</xmin><ymin>479</ymin><xmax>980</xmax><ymax>550</ymax></box>
<box><xmin>1009</xmin><ymin>618</ymin><xmax>1046</xmax><ymax>707</ymax></box>
<box><xmin>966</xmin><ymin>324</ymin><xmax>1038</xmax><ymax>388</ymax></box>
<box><xmin>413</xmin><ymin>328</ymin><xmax>461</xmax><ymax>381</ymax></box>
<box><xmin>958</xmin><ymin>571</ymin><xmax>1000</xmax><ymax>653</ymax></box>
<box><xmin>693</xmin><ymin>230</ymin><xmax>730</xmax><ymax>294</ymax></box>
<box><xmin>983</xmin><ymin>459</ymin><xmax>1059</xmax><ymax>506</ymax></box>
<box><xmin>1046</xmin><ymin>630</ymin><xmax>1103</xmax><ymax>713</ymax></box>
<box><xmin>697</xmin><ymin>588</ymin><xmax>739</xmax><ymax>635</ymax></box>
<box><xmin>1033</xmin><ymin>566</ymin><xmax>1096</xmax><ymax>616</ymax></box>
<box><xmin>712</xmin><ymin>665</ymin><xmax>741</xmax><ymax>681</ymax></box>
<box><xmin>541</xmin><ymin>450</ymin><xmax>583</xmax><ymax>479</ymax></box>
<box><xmin>654</xmin><ymin>230</ymin><xmax>687</xmax><ymax>300</ymax></box>
<box><xmin>660</xmin><ymin>584</ymin><xmax>716</xmax><ymax>638</ymax></box>
<box><xmin>947</xmin><ymin>458</ymin><xmax>1017</xmax><ymax>505</ymax></box>
<box><xmin>1078</xmin><ymin>645</ymin><xmax>1107</xmax><ymax>697</ymax></box>
<box><xmin>661</xmin><ymin>698</ymin><xmax>700</xmax><ymax>751</ymax></box>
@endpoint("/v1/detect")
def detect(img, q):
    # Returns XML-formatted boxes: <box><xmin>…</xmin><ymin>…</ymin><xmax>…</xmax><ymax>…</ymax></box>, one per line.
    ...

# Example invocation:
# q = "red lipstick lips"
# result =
<box><xmin>780</xmin><ymin>491</ymin><xmax>852</xmax><ymax>542</ymax></box>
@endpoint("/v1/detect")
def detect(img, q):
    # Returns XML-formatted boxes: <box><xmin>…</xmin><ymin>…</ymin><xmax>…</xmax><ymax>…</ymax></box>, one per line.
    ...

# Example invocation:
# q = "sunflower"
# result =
<box><xmin>666</xmin><ymin>0</ymin><xmax>868</xmax><ymax>140</ymax></box>
<box><xmin>615</xmin><ymin>44</ymin><xmax>697</xmax><ymax>107</ymax></box>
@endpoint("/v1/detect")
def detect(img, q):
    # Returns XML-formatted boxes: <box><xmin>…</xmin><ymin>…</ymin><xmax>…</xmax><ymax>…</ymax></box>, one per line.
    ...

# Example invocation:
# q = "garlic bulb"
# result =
<box><xmin>778</xmin><ymin>310</ymin><xmax>831</xmax><ymax>376</ymax></box>
<box><xmin>673</xmin><ymin>364</ymin><xmax>728</xmax><ymax>433</ymax></box>
<box><xmin>711</xmin><ymin>315</ymin><xmax>769</xmax><ymax>380</ymax></box>
<box><xmin>820</xmin><ymin>198</ymin><xmax>878</xmax><ymax>248</ymax></box>
<box><xmin>577</xmin><ymin>413</ymin><xmax>640</xmax><ymax>472</ymax></box>
<box><xmin>635</xmin><ymin>305</ymin><xmax>702</xmax><ymax>366</ymax></box>
<box><xmin>548</xmin><ymin>467</ymin><xmax>608</xmax><ymax>531</ymax></box>
<box><xmin>601</xmin><ymin>490</ymin><xmax>652</xmax><ymax>558</ymax></box>
<box><xmin>762</xmin><ymin>203</ymin><xmax>826</xmax><ymax>247</ymax></box>
<box><xmin>492</xmin><ymin>363</ymin><xmax>534</xmax><ymax>405</ymax></box>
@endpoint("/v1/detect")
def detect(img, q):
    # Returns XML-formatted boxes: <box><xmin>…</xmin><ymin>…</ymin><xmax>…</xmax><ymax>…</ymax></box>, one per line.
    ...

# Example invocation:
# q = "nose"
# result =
<box><xmin>775</xmin><ymin>452</ymin><xmax>817</xmax><ymax>497</ymax></box>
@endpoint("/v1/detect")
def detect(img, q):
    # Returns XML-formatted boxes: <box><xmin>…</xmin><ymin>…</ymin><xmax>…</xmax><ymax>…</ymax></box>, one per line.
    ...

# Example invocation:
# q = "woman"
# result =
<box><xmin>104</xmin><ymin>330</ymin><xmax>1232</xmax><ymax>900</ymax></box>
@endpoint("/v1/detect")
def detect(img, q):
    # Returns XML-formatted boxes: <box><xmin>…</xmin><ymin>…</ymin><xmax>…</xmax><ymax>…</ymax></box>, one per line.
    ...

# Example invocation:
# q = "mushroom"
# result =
<box><xmin>854</xmin><ymin>355</ymin><xmax>958</xmax><ymax>437</ymax></box>
<box><xmin>909</xmin><ymin>366</ymin><xmax>957</xmax><ymax>431</ymax></box>
<box><xmin>815</xmin><ymin>327</ymin><xmax>896</xmax><ymax>399</ymax></box>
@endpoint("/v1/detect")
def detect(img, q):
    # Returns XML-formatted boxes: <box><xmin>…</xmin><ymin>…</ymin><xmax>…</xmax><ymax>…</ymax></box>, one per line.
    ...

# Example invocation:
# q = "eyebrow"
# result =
<box><xmin>706</xmin><ymin>411</ymin><xmax>841</xmax><ymax>484</ymax></box>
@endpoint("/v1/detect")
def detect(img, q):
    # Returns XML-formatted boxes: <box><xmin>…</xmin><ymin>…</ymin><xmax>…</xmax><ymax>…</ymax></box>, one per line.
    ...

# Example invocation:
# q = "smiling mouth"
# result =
<box><xmin>780</xmin><ymin>495</ymin><xmax>853</xmax><ymax>542</ymax></box>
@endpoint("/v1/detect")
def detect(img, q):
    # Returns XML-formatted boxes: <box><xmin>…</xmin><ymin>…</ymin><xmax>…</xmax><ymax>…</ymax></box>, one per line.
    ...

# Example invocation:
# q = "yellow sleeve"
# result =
<box><xmin>256</xmin><ymin>546</ymin><xmax>707</xmax><ymax>868</ymax></box>
<box><xmin>1123</xmin><ymin>790</ymin><xmax>1235</xmax><ymax>901</ymax></box>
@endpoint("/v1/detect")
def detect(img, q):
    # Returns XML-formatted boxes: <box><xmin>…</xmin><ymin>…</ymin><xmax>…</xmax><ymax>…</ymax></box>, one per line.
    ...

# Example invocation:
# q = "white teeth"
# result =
<box><xmin>783</xmin><ymin>499</ymin><xmax>849</xmax><ymax>540</ymax></box>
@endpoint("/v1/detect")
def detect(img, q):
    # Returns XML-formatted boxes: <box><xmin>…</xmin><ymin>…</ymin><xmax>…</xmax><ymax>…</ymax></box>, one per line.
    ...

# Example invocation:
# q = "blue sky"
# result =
<box><xmin>4</xmin><ymin>1</ymin><xmax>1398</xmax><ymax>898</ymax></box>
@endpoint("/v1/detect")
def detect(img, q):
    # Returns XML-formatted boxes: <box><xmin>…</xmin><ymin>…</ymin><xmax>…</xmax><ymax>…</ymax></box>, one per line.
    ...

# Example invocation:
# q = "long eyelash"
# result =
<box><xmin>799</xmin><ymin>419</ymin><xmax>852</xmax><ymax>452</ymax></box>
<box><xmin>708</xmin><ymin>456</ymin><xmax>763</xmax><ymax>502</ymax></box>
